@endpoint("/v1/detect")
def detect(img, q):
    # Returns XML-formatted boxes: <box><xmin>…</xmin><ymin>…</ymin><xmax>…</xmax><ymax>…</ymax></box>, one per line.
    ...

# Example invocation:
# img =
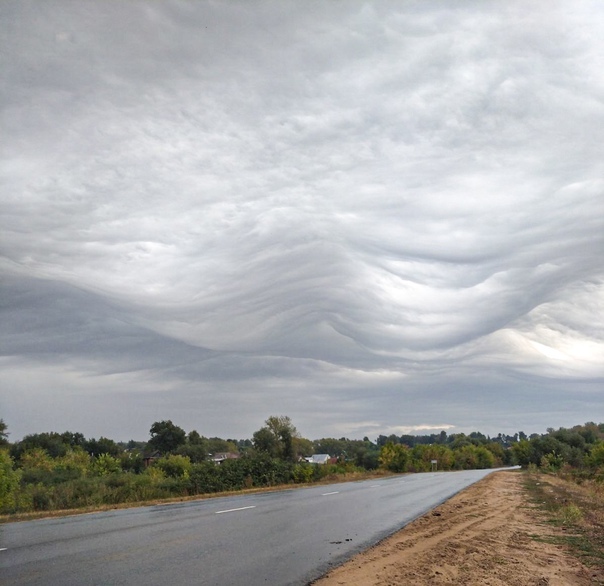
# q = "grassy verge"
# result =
<box><xmin>0</xmin><ymin>468</ymin><xmax>393</xmax><ymax>524</ymax></box>
<box><xmin>522</xmin><ymin>469</ymin><xmax>604</xmax><ymax>582</ymax></box>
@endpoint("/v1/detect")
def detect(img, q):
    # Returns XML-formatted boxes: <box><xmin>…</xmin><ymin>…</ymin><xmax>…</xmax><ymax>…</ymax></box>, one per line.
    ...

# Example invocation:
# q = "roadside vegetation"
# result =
<box><xmin>524</xmin><ymin>470</ymin><xmax>604</xmax><ymax>576</ymax></box>
<box><xmin>1</xmin><ymin>417</ymin><xmax>604</xmax><ymax>523</ymax></box>
<box><xmin>515</xmin><ymin>422</ymin><xmax>604</xmax><ymax>576</ymax></box>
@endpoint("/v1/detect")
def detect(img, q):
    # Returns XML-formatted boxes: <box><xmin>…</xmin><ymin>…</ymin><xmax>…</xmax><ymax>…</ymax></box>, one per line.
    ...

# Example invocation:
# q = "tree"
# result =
<box><xmin>379</xmin><ymin>442</ymin><xmax>409</xmax><ymax>473</ymax></box>
<box><xmin>293</xmin><ymin>437</ymin><xmax>313</xmax><ymax>458</ymax></box>
<box><xmin>207</xmin><ymin>437</ymin><xmax>237</xmax><ymax>454</ymax></box>
<box><xmin>85</xmin><ymin>437</ymin><xmax>121</xmax><ymax>457</ymax></box>
<box><xmin>511</xmin><ymin>439</ymin><xmax>533</xmax><ymax>467</ymax></box>
<box><xmin>0</xmin><ymin>420</ymin><xmax>9</xmax><ymax>446</ymax></box>
<box><xmin>313</xmin><ymin>438</ymin><xmax>346</xmax><ymax>456</ymax></box>
<box><xmin>187</xmin><ymin>430</ymin><xmax>203</xmax><ymax>445</ymax></box>
<box><xmin>90</xmin><ymin>453</ymin><xmax>121</xmax><ymax>476</ymax></box>
<box><xmin>60</xmin><ymin>432</ymin><xmax>86</xmax><ymax>449</ymax></box>
<box><xmin>586</xmin><ymin>443</ymin><xmax>604</xmax><ymax>469</ymax></box>
<box><xmin>253</xmin><ymin>427</ymin><xmax>279</xmax><ymax>458</ymax></box>
<box><xmin>0</xmin><ymin>449</ymin><xmax>20</xmax><ymax>513</ymax></box>
<box><xmin>253</xmin><ymin>416</ymin><xmax>301</xmax><ymax>462</ymax></box>
<box><xmin>155</xmin><ymin>454</ymin><xmax>192</xmax><ymax>478</ymax></box>
<box><xmin>147</xmin><ymin>421</ymin><xmax>186</xmax><ymax>454</ymax></box>
<box><xmin>265</xmin><ymin>416</ymin><xmax>298</xmax><ymax>441</ymax></box>
<box><xmin>11</xmin><ymin>432</ymin><xmax>70</xmax><ymax>460</ymax></box>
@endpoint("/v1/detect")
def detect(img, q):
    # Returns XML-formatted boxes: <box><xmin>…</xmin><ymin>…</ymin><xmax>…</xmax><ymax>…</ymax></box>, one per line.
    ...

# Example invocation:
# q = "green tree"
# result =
<box><xmin>586</xmin><ymin>442</ymin><xmax>604</xmax><ymax>469</ymax></box>
<box><xmin>409</xmin><ymin>445</ymin><xmax>430</xmax><ymax>472</ymax></box>
<box><xmin>90</xmin><ymin>453</ymin><xmax>121</xmax><ymax>476</ymax></box>
<box><xmin>293</xmin><ymin>437</ymin><xmax>314</xmax><ymax>458</ymax></box>
<box><xmin>187</xmin><ymin>430</ymin><xmax>203</xmax><ymax>445</ymax></box>
<box><xmin>176</xmin><ymin>443</ymin><xmax>209</xmax><ymax>463</ymax></box>
<box><xmin>53</xmin><ymin>448</ymin><xmax>90</xmax><ymax>482</ymax></box>
<box><xmin>20</xmin><ymin>448</ymin><xmax>54</xmax><ymax>470</ymax></box>
<box><xmin>60</xmin><ymin>432</ymin><xmax>86</xmax><ymax>449</ymax></box>
<box><xmin>119</xmin><ymin>451</ymin><xmax>145</xmax><ymax>474</ymax></box>
<box><xmin>453</xmin><ymin>445</ymin><xmax>478</xmax><ymax>470</ymax></box>
<box><xmin>11</xmin><ymin>432</ymin><xmax>70</xmax><ymax>460</ymax></box>
<box><xmin>449</xmin><ymin>433</ymin><xmax>472</xmax><ymax>449</ymax></box>
<box><xmin>85</xmin><ymin>437</ymin><xmax>121</xmax><ymax>457</ymax></box>
<box><xmin>409</xmin><ymin>444</ymin><xmax>454</xmax><ymax>471</ymax></box>
<box><xmin>474</xmin><ymin>446</ymin><xmax>495</xmax><ymax>469</ymax></box>
<box><xmin>155</xmin><ymin>454</ymin><xmax>192</xmax><ymax>478</ymax></box>
<box><xmin>253</xmin><ymin>427</ymin><xmax>279</xmax><ymax>458</ymax></box>
<box><xmin>147</xmin><ymin>421</ymin><xmax>187</xmax><ymax>454</ymax></box>
<box><xmin>511</xmin><ymin>439</ymin><xmax>532</xmax><ymax>467</ymax></box>
<box><xmin>207</xmin><ymin>437</ymin><xmax>238</xmax><ymax>455</ymax></box>
<box><xmin>0</xmin><ymin>449</ymin><xmax>21</xmax><ymax>513</ymax></box>
<box><xmin>19</xmin><ymin>448</ymin><xmax>54</xmax><ymax>484</ymax></box>
<box><xmin>313</xmin><ymin>438</ymin><xmax>346</xmax><ymax>457</ymax></box>
<box><xmin>253</xmin><ymin>416</ymin><xmax>300</xmax><ymax>462</ymax></box>
<box><xmin>485</xmin><ymin>442</ymin><xmax>506</xmax><ymax>466</ymax></box>
<box><xmin>0</xmin><ymin>420</ymin><xmax>9</xmax><ymax>446</ymax></box>
<box><xmin>379</xmin><ymin>442</ymin><xmax>409</xmax><ymax>473</ymax></box>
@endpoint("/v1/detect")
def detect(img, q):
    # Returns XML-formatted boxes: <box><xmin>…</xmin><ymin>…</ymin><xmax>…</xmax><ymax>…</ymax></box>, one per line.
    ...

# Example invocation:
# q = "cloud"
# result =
<box><xmin>1</xmin><ymin>0</ymin><xmax>603</xmax><ymax>441</ymax></box>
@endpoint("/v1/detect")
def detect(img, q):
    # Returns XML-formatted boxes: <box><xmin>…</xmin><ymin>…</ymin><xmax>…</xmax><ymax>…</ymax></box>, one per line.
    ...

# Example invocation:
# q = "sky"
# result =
<box><xmin>1</xmin><ymin>1</ymin><xmax>603</xmax><ymax>443</ymax></box>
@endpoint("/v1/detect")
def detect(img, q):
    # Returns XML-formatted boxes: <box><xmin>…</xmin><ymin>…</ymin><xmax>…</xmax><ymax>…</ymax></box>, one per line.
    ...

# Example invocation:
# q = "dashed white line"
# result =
<box><xmin>215</xmin><ymin>506</ymin><xmax>256</xmax><ymax>514</ymax></box>
<box><xmin>0</xmin><ymin>548</ymin><xmax>7</xmax><ymax>552</ymax></box>
<box><xmin>321</xmin><ymin>491</ymin><xmax>339</xmax><ymax>496</ymax></box>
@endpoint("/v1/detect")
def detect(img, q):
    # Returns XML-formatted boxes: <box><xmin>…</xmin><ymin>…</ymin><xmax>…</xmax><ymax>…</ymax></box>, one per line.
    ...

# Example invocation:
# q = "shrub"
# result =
<box><xmin>379</xmin><ymin>442</ymin><xmax>409</xmax><ymax>473</ymax></box>
<box><xmin>154</xmin><ymin>454</ymin><xmax>192</xmax><ymax>479</ymax></box>
<box><xmin>189</xmin><ymin>461</ymin><xmax>225</xmax><ymax>493</ymax></box>
<box><xmin>558</xmin><ymin>503</ymin><xmax>583</xmax><ymax>525</ymax></box>
<box><xmin>292</xmin><ymin>463</ymin><xmax>314</xmax><ymax>483</ymax></box>
<box><xmin>0</xmin><ymin>449</ymin><xmax>21</xmax><ymax>513</ymax></box>
<box><xmin>119</xmin><ymin>452</ymin><xmax>145</xmax><ymax>474</ymax></box>
<box><xmin>90</xmin><ymin>454</ymin><xmax>122</xmax><ymax>477</ymax></box>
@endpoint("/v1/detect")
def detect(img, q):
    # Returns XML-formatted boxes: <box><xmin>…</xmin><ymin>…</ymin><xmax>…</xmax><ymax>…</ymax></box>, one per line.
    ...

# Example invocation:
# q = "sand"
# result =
<box><xmin>312</xmin><ymin>471</ymin><xmax>596</xmax><ymax>586</ymax></box>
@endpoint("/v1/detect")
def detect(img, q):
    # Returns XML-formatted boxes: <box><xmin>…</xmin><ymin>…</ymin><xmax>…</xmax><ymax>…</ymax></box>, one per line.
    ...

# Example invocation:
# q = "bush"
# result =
<box><xmin>119</xmin><ymin>452</ymin><xmax>145</xmax><ymax>474</ymax></box>
<box><xmin>104</xmin><ymin>473</ymin><xmax>158</xmax><ymax>503</ymax></box>
<box><xmin>292</xmin><ymin>463</ymin><xmax>314</xmax><ymax>483</ymax></box>
<box><xmin>31</xmin><ymin>485</ymin><xmax>52</xmax><ymax>511</ymax></box>
<box><xmin>189</xmin><ymin>461</ymin><xmax>224</xmax><ymax>493</ymax></box>
<box><xmin>154</xmin><ymin>454</ymin><xmax>192</xmax><ymax>478</ymax></box>
<box><xmin>0</xmin><ymin>449</ymin><xmax>21</xmax><ymax>513</ymax></box>
<box><xmin>90</xmin><ymin>454</ymin><xmax>122</xmax><ymax>477</ymax></box>
<box><xmin>379</xmin><ymin>442</ymin><xmax>409</xmax><ymax>473</ymax></box>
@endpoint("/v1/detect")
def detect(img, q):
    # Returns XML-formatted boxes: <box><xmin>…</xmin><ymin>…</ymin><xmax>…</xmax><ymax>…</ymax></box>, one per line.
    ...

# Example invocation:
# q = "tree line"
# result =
<box><xmin>1</xmin><ymin>417</ymin><xmax>603</xmax><ymax>516</ymax></box>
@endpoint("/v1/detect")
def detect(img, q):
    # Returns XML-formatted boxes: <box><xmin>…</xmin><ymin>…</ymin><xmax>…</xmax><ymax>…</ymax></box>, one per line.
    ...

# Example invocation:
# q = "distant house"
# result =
<box><xmin>211</xmin><ymin>452</ymin><xmax>240</xmax><ymax>464</ymax></box>
<box><xmin>305</xmin><ymin>454</ymin><xmax>331</xmax><ymax>465</ymax></box>
<box><xmin>142</xmin><ymin>450</ymin><xmax>162</xmax><ymax>467</ymax></box>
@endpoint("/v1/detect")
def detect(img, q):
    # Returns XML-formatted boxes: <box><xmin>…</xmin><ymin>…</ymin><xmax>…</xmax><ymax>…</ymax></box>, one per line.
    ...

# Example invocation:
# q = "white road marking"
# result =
<box><xmin>0</xmin><ymin>548</ymin><xmax>7</xmax><ymax>552</ymax></box>
<box><xmin>215</xmin><ymin>506</ymin><xmax>256</xmax><ymax>514</ymax></box>
<box><xmin>321</xmin><ymin>491</ymin><xmax>339</xmax><ymax>496</ymax></box>
<box><xmin>369</xmin><ymin>484</ymin><xmax>381</xmax><ymax>488</ymax></box>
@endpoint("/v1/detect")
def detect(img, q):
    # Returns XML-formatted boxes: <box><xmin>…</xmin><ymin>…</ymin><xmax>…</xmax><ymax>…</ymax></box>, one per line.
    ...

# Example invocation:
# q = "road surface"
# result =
<box><xmin>1</xmin><ymin>469</ymin><xmax>497</xmax><ymax>585</ymax></box>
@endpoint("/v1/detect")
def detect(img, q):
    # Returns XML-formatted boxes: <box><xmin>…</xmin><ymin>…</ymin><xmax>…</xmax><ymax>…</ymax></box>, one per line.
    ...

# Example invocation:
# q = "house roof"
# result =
<box><xmin>210</xmin><ymin>452</ymin><xmax>240</xmax><ymax>462</ymax></box>
<box><xmin>306</xmin><ymin>454</ymin><xmax>331</xmax><ymax>464</ymax></box>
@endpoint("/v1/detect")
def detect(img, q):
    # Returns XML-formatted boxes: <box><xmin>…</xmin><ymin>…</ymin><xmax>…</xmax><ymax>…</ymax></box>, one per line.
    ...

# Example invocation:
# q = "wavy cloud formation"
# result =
<box><xmin>1</xmin><ymin>1</ymin><xmax>603</xmax><ymax>440</ymax></box>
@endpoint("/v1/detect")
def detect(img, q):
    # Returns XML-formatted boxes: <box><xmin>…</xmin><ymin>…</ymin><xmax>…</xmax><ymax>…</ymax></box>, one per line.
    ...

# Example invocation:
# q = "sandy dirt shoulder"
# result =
<box><xmin>313</xmin><ymin>470</ymin><xmax>595</xmax><ymax>586</ymax></box>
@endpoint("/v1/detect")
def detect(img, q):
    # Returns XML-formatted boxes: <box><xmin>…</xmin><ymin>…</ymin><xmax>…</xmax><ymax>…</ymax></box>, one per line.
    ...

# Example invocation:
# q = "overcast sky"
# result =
<box><xmin>1</xmin><ymin>1</ymin><xmax>603</xmax><ymax>443</ymax></box>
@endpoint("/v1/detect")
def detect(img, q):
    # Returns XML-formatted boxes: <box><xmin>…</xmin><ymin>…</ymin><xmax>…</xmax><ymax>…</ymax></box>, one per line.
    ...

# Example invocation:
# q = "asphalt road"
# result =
<box><xmin>1</xmin><ymin>469</ymin><xmax>498</xmax><ymax>585</ymax></box>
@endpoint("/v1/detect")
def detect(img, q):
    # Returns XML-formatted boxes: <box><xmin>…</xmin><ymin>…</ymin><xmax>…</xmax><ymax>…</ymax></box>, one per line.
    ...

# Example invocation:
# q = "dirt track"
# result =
<box><xmin>313</xmin><ymin>471</ymin><xmax>596</xmax><ymax>586</ymax></box>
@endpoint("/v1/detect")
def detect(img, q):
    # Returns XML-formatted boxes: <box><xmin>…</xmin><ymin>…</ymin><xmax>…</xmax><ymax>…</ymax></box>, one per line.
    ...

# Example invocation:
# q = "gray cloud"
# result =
<box><xmin>1</xmin><ymin>0</ymin><xmax>603</xmax><ymax>442</ymax></box>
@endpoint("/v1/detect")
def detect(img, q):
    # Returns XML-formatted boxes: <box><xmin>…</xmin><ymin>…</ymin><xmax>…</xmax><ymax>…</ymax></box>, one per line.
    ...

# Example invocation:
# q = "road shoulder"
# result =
<box><xmin>312</xmin><ymin>470</ymin><xmax>595</xmax><ymax>585</ymax></box>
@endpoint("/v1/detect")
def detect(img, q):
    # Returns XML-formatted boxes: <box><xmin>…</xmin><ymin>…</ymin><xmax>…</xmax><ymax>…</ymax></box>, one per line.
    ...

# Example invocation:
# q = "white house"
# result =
<box><xmin>305</xmin><ymin>454</ymin><xmax>331</xmax><ymax>465</ymax></box>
